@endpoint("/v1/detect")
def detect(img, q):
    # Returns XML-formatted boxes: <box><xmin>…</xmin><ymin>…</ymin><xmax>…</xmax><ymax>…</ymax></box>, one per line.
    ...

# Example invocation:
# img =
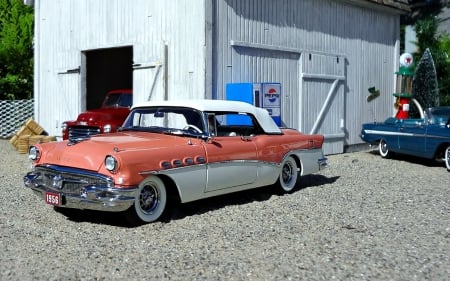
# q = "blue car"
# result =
<box><xmin>360</xmin><ymin>106</ymin><xmax>450</xmax><ymax>171</ymax></box>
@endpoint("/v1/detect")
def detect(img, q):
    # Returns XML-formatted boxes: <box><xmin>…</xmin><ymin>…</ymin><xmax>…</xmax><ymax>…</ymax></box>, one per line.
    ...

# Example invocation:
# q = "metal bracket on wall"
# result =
<box><xmin>132</xmin><ymin>61</ymin><xmax>162</xmax><ymax>70</ymax></box>
<box><xmin>57</xmin><ymin>67</ymin><xmax>80</xmax><ymax>75</ymax></box>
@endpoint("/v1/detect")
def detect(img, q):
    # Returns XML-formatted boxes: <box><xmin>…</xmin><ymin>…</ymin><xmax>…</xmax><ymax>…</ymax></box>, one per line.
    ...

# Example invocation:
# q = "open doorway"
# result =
<box><xmin>83</xmin><ymin>46</ymin><xmax>133</xmax><ymax>110</ymax></box>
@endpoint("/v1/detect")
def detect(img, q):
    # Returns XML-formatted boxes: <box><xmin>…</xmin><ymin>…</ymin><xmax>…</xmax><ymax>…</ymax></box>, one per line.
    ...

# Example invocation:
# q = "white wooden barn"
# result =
<box><xmin>30</xmin><ymin>0</ymin><xmax>409</xmax><ymax>154</ymax></box>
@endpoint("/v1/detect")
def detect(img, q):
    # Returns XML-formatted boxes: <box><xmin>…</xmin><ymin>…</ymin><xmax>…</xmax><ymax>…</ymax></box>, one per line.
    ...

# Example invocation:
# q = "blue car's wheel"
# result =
<box><xmin>445</xmin><ymin>146</ymin><xmax>450</xmax><ymax>172</ymax></box>
<box><xmin>379</xmin><ymin>139</ymin><xmax>391</xmax><ymax>158</ymax></box>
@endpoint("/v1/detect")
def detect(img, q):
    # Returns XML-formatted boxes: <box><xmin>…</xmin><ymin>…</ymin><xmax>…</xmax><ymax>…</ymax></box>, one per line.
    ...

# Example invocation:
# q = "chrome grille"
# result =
<box><xmin>68</xmin><ymin>126</ymin><xmax>100</xmax><ymax>141</ymax></box>
<box><xmin>35</xmin><ymin>166</ymin><xmax>112</xmax><ymax>195</ymax></box>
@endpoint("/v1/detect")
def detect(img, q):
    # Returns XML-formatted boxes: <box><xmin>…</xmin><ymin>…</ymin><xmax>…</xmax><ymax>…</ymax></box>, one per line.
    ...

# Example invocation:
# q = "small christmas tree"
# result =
<box><xmin>412</xmin><ymin>48</ymin><xmax>440</xmax><ymax>115</ymax></box>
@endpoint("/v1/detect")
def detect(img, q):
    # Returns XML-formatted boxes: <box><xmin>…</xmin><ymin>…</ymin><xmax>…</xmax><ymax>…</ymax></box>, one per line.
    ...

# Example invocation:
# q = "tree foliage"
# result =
<box><xmin>0</xmin><ymin>0</ymin><xmax>34</xmax><ymax>100</ymax></box>
<box><xmin>413</xmin><ymin>16</ymin><xmax>450</xmax><ymax>106</ymax></box>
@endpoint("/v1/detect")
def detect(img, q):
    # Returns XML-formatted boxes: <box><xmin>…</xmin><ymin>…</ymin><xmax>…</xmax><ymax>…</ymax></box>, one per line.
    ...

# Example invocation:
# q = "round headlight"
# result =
<box><xmin>103</xmin><ymin>124</ymin><xmax>112</xmax><ymax>133</ymax></box>
<box><xmin>61</xmin><ymin>122</ymin><xmax>67</xmax><ymax>132</ymax></box>
<box><xmin>105</xmin><ymin>155</ymin><xmax>118</xmax><ymax>172</ymax></box>
<box><xmin>29</xmin><ymin>146</ymin><xmax>40</xmax><ymax>161</ymax></box>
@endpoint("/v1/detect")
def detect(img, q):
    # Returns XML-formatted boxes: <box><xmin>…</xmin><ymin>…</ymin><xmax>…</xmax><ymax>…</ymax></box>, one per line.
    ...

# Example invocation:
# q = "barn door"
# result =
<box><xmin>299</xmin><ymin>53</ymin><xmax>346</xmax><ymax>155</ymax></box>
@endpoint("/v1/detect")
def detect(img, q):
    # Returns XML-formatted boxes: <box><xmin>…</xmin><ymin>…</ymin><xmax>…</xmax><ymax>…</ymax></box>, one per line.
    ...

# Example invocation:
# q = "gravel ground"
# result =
<box><xmin>0</xmin><ymin>139</ymin><xmax>449</xmax><ymax>281</ymax></box>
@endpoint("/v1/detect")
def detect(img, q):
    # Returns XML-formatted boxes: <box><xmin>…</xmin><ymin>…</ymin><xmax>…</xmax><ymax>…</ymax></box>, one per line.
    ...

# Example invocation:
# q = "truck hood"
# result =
<box><xmin>38</xmin><ymin>132</ymin><xmax>193</xmax><ymax>171</ymax></box>
<box><xmin>77</xmin><ymin>108</ymin><xmax>130</xmax><ymax>122</ymax></box>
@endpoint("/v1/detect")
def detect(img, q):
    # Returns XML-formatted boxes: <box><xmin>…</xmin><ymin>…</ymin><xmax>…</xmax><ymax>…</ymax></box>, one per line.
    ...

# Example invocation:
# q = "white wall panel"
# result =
<box><xmin>213</xmin><ymin>0</ymin><xmax>400</xmax><ymax>153</ymax></box>
<box><xmin>34</xmin><ymin>0</ymin><xmax>207</xmax><ymax>137</ymax></box>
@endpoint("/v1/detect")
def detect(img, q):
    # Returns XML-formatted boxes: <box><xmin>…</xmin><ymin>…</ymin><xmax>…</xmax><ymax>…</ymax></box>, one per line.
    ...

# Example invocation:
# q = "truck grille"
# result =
<box><xmin>35</xmin><ymin>165</ymin><xmax>113</xmax><ymax>195</ymax></box>
<box><xmin>68</xmin><ymin>126</ymin><xmax>101</xmax><ymax>141</ymax></box>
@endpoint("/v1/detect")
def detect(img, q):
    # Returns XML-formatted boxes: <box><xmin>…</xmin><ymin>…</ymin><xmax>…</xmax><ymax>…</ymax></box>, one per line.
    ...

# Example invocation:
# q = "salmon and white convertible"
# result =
<box><xmin>24</xmin><ymin>100</ymin><xmax>327</xmax><ymax>224</ymax></box>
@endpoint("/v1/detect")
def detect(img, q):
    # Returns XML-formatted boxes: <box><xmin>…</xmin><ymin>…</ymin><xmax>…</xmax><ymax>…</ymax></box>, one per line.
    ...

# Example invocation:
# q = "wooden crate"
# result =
<box><xmin>28</xmin><ymin>135</ymin><xmax>45</xmax><ymax>146</ymax></box>
<box><xmin>25</xmin><ymin>118</ymin><xmax>45</xmax><ymax>135</ymax></box>
<box><xmin>9</xmin><ymin>118</ymin><xmax>50</xmax><ymax>152</ymax></box>
<box><xmin>17</xmin><ymin>135</ymin><xmax>31</xmax><ymax>154</ymax></box>
<box><xmin>42</xmin><ymin>136</ymin><xmax>57</xmax><ymax>142</ymax></box>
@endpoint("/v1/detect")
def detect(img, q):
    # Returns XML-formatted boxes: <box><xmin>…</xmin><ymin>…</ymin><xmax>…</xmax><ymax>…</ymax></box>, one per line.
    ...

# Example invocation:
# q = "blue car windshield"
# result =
<box><xmin>426</xmin><ymin>107</ymin><xmax>450</xmax><ymax>125</ymax></box>
<box><xmin>431</xmin><ymin>108</ymin><xmax>450</xmax><ymax>118</ymax></box>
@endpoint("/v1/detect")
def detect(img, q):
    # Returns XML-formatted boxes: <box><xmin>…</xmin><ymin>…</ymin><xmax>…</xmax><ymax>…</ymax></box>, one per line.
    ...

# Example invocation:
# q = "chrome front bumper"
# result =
<box><xmin>23</xmin><ymin>165</ymin><xmax>137</xmax><ymax>212</ymax></box>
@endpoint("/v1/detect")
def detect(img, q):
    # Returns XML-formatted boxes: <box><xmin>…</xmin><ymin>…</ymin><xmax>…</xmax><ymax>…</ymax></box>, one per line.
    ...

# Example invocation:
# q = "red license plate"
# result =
<box><xmin>45</xmin><ymin>192</ymin><xmax>61</xmax><ymax>206</ymax></box>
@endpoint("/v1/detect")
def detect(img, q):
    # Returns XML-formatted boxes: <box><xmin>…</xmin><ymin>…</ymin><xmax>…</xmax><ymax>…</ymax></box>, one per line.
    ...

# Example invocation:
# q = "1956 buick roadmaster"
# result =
<box><xmin>24</xmin><ymin>99</ymin><xmax>327</xmax><ymax>224</ymax></box>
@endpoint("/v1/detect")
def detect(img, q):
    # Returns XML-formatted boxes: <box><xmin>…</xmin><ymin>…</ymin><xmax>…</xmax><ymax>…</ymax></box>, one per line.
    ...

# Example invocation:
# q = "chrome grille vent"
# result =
<box><xmin>68</xmin><ymin>126</ymin><xmax>100</xmax><ymax>141</ymax></box>
<box><xmin>35</xmin><ymin>166</ymin><xmax>112</xmax><ymax>195</ymax></box>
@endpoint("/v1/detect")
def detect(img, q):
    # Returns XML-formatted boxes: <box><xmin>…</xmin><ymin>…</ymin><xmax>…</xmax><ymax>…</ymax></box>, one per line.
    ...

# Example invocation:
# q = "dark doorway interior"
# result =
<box><xmin>85</xmin><ymin>46</ymin><xmax>133</xmax><ymax>109</ymax></box>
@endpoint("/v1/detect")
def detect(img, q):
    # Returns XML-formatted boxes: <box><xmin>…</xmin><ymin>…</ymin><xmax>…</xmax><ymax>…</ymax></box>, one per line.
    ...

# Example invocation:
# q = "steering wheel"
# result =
<box><xmin>183</xmin><ymin>124</ymin><xmax>203</xmax><ymax>134</ymax></box>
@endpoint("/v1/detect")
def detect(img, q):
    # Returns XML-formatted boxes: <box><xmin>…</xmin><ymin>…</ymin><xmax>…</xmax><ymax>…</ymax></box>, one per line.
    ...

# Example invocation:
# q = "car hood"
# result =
<box><xmin>38</xmin><ymin>132</ymin><xmax>194</xmax><ymax>171</ymax></box>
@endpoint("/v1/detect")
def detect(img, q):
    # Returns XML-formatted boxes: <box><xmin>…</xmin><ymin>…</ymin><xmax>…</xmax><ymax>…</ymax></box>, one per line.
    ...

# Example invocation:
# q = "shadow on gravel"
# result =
<box><xmin>171</xmin><ymin>174</ymin><xmax>339</xmax><ymax>222</ymax></box>
<box><xmin>54</xmin><ymin>174</ymin><xmax>339</xmax><ymax>227</ymax></box>
<box><xmin>54</xmin><ymin>207</ymin><xmax>130</xmax><ymax>227</ymax></box>
<box><xmin>367</xmin><ymin>150</ymin><xmax>445</xmax><ymax>168</ymax></box>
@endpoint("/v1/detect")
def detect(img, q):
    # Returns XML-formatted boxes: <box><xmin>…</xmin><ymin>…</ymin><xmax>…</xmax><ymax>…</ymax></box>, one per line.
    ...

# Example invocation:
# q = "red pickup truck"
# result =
<box><xmin>62</xmin><ymin>89</ymin><xmax>132</xmax><ymax>140</ymax></box>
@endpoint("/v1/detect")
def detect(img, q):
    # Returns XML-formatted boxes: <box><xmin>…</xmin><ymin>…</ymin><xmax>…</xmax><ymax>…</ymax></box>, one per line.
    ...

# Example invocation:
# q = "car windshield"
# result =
<box><xmin>121</xmin><ymin>107</ymin><xmax>205</xmax><ymax>136</ymax></box>
<box><xmin>430</xmin><ymin>107</ymin><xmax>450</xmax><ymax>118</ymax></box>
<box><xmin>425</xmin><ymin>107</ymin><xmax>450</xmax><ymax>125</ymax></box>
<box><xmin>103</xmin><ymin>93</ymin><xmax>133</xmax><ymax>108</ymax></box>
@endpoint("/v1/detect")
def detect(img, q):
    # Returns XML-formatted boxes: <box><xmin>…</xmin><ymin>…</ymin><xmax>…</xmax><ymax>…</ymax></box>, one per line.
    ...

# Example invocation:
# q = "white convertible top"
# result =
<box><xmin>132</xmin><ymin>99</ymin><xmax>282</xmax><ymax>134</ymax></box>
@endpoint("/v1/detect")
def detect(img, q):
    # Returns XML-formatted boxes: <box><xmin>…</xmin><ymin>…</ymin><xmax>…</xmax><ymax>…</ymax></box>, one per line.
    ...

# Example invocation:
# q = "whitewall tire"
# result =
<box><xmin>277</xmin><ymin>156</ymin><xmax>299</xmax><ymax>193</ymax></box>
<box><xmin>379</xmin><ymin>139</ymin><xmax>391</xmax><ymax>159</ymax></box>
<box><xmin>445</xmin><ymin>146</ymin><xmax>450</xmax><ymax>172</ymax></box>
<box><xmin>125</xmin><ymin>176</ymin><xmax>167</xmax><ymax>225</ymax></box>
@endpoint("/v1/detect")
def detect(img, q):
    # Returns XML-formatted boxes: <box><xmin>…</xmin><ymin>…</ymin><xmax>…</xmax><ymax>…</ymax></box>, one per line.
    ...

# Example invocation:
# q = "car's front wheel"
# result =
<box><xmin>445</xmin><ymin>146</ymin><xmax>450</xmax><ymax>172</ymax></box>
<box><xmin>277</xmin><ymin>156</ymin><xmax>299</xmax><ymax>193</ymax></box>
<box><xmin>379</xmin><ymin>139</ymin><xmax>391</xmax><ymax>158</ymax></box>
<box><xmin>124</xmin><ymin>176</ymin><xmax>168</xmax><ymax>225</ymax></box>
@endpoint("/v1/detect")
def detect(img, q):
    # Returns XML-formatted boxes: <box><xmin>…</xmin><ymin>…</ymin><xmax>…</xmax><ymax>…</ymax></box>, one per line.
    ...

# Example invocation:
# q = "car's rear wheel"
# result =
<box><xmin>379</xmin><ymin>139</ymin><xmax>391</xmax><ymax>158</ymax></box>
<box><xmin>124</xmin><ymin>176</ymin><xmax>167</xmax><ymax>225</ymax></box>
<box><xmin>277</xmin><ymin>156</ymin><xmax>299</xmax><ymax>193</ymax></box>
<box><xmin>445</xmin><ymin>146</ymin><xmax>450</xmax><ymax>172</ymax></box>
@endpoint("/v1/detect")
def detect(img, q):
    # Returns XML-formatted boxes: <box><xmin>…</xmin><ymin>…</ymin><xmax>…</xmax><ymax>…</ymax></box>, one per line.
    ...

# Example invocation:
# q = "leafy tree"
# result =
<box><xmin>437</xmin><ymin>32</ymin><xmax>450</xmax><ymax>105</ymax></box>
<box><xmin>400</xmin><ymin>0</ymin><xmax>444</xmax><ymax>51</ymax></box>
<box><xmin>400</xmin><ymin>1</ymin><xmax>449</xmax><ymax>105</ymax></box>
<box><xmin>413</xmin><ymin>16</ymin><xmax>450</xmax><ymax>106</ymax></box>
<box><xmin>0</xmin><ymin>0</ymin><xmax>34</xmax><ymax>100</ymax></box>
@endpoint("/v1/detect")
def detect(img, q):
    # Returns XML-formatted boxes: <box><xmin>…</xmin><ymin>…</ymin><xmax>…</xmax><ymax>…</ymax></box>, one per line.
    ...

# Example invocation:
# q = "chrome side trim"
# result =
<box><xmin>364</xmin><ymin>129</ymin><xmax>450</xmax><ymax>140</ymax></box>
<box><xmin>139</xmin><ymin>163</ymin><xmax>208</xmax><ymax>175</ymax></box>
<box><xmin>364</xmin><ymin>129</ymin><xmax>409</xmax><ymax>136</ymax></box>
<box><xmin>207</xmin><ymin>159</ymin><xmax>259</xmax><ymax>165</ymax></box>
<box><xmin>425</xmin><ymin>134</ymin><xmax>450</xmax><ymax>140</ymax></box>
<box><xmin>139</xmin><ymin>160</ymin><xmax>261</xmax><ymax>175</ymax></box>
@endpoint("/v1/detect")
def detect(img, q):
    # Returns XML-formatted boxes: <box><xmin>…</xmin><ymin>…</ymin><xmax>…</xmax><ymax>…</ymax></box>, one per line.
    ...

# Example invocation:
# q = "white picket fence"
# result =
<box><xmin>0</xmin><ymin>99</ymin><xmax>34</xmax><ymax>139</ymax></box>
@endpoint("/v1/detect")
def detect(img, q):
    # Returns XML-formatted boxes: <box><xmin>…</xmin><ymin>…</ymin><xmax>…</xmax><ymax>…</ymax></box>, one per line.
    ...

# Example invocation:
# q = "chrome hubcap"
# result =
<box><xmin>446</xmin><ymin>148</ymin><xmax>450</xmax><ymax>166</ymax></box>
<box><xmin>140</xmin><ymin>184</ymin><xmax>159</xmax><ymax>214</ymax></box>
<box><xmin>381</xmin><ymin>143</ymin><xmax>387</xmax><ymax>153</ymax></box>
<box><xmin>282</xmin><ymin>162</ymin><xmax>294</xmax><ymax>185</ymax></box>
